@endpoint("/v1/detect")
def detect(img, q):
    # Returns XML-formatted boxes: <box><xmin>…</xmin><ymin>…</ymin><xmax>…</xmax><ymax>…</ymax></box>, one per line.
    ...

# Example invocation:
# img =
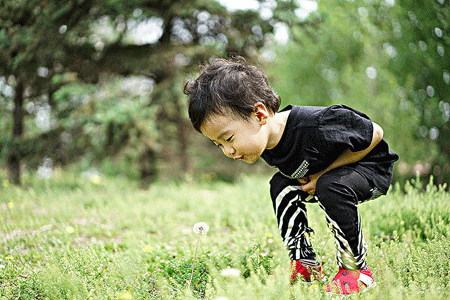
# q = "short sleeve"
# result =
<box><xmin>319</xmin><ymin>105</ymin><xmax>373</xmax><ymax>152</ymax></box>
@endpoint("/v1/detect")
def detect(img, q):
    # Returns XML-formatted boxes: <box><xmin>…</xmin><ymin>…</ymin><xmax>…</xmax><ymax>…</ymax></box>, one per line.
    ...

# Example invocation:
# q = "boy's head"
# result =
<box><xmin>184</xmin><ymin>57</ymin><xmax>281</xmax><ymax>132</ymax></box>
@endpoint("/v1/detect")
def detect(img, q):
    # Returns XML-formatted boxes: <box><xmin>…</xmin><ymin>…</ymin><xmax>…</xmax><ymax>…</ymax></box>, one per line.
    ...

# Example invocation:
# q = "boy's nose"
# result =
<box><xmin>222</xmin><ymin>145</ymin><xmax>235</xmax><ymax>157</ymax></box>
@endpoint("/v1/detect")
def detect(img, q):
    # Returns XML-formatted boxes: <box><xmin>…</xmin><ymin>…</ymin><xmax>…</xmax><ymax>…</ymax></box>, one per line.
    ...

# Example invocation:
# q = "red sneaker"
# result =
<box><xmin>290</xmin><ymin>260</ymin><xmax>325</xmax><ymax>284</ymax></box>
<box><xmin>325</xmin><ymin>266</ymin><xmax>376</xmax><ymax>294</ymax></box>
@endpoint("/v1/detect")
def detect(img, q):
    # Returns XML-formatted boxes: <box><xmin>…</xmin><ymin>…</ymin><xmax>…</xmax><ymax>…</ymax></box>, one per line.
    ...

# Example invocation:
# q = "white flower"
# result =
<box><xmin>220</xmin><ymin>267</ymin><xmax>241</xmax><ymax>277</ymax></box>
<box><xmin>193</xmin><ymin>222</ymin><xmax>209</xmax><ymax>235</ymax></box>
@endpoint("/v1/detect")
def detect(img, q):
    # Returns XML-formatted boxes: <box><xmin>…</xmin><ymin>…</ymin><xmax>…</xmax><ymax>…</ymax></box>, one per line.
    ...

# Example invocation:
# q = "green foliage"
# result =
<box><xmin>158</xmin><ymin>255</ymin><xmax>209</xmax><ymax>297</ymax></box>
<box><xmin>267</xmin><ymin>0</ymin><xmax>450</xmax><ymax>186</ymax></box>
<box><xmin>240</xmin><ymin>242</ymin><xmax>274</xmax><ymax>280</ymax></box>
<box><xmin>1</xmin><ymin>172</ymin><xmax>450</xmax><ymax>299</ymax></box>
<box><xmin>364</xmin><ymin>178</ymin><xmax>450</xmax><ymax>242</ymax></box>
<box><xmin>385</xmin><ymin>0</ymin><xmax>450</xmax><ymax>169</ymax></box>
<box><xmin>1</xmin><ymin>0</ymin><xmax>302</xmax><ymax>184</ymax></box>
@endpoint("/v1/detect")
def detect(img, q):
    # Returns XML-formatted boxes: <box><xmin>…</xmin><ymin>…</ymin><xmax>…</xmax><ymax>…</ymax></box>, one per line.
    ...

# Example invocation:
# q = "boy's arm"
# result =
<box><xmin>299</xmin><ymin>122</ymin><xmax>384</xmax><ymax>195</ymax></box>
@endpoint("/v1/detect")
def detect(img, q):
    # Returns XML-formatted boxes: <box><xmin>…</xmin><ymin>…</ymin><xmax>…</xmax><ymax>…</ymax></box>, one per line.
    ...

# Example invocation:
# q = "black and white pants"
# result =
<box><xmin>270</xmin><ymin>167</ymin><xmax>382</xmax><ymax>270</ymax></box>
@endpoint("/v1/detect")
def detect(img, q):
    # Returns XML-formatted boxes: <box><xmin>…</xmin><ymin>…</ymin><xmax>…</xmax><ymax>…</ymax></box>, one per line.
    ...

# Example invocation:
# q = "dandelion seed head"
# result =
<box><xmin>365</xmin><ymin>66</ymin><xmax>377</xmax><ymax>79</ymax></box>
<box><xmin>193</xmin><ymin>222</ymin><xmax>209</xmax><ymax>235</ymax></box>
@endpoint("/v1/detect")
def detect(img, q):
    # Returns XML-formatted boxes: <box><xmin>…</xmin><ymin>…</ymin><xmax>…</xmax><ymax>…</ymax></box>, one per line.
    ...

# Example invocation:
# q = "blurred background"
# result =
<box><xmin>0</xmin><ymin>0</ymin><xmax>449</xmax><ymax>188</ymax></box>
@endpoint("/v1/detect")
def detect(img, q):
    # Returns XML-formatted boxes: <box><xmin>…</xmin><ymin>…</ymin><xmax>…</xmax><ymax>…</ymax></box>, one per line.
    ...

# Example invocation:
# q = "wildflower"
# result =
<box><xmin>189</xmin><ymin>222</ymin><xmax>209</xmax><ymax>287</ymax></box>
<box><xmin>7</xmin><ymin>202</ymin><xmax>14</xmax><ymax>209</ymax></box>
<box><xmin>308</xmin><ymin>283</ymin><xmax>319</xmax><ymax>290</ymax></box>
<box><xmin>143</xmin><ymin>246</ymin><xmax>154</xmax><ymax>253</ymax></box>
<box><xmin>116</xmin><ymin>290</ymin><xmax>133</xmax><ymax>299</ymax></box>
<box><xmin>37</xmin><ymin>158</ymin><xmax>53</xmax><ymax>179</ymax></box>
<box><xmin>193</xmin><ymin>222</ymin><xmax>209</xmax><ymax>235</ymax></box>
<box><xmin>220</xmin><ymin>267</ymin><xmax>241</xmax><ymax>277</ymax></box>
<box><xmin>265</xmin><ymin>232</ymin><xmax>273</xmax><ymax>238</ymax></box>
<box><xmin>81</xmin><ymin>169</ymin><xmax>101</xmax><ymax>184</ymax></box>
<box><xmin>65</xmin><ymin>226</ymin><xmax>75</xmax><ymax>234</ymax></box>
<box><xmin>90</xmin><ymin>174</ymin><xmax>101</xmax><ymax>185</ymax></box>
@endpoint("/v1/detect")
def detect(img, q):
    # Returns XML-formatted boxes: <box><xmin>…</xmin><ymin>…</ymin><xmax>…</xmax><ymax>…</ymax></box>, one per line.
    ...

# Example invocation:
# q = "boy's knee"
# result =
<box><xmin>315</xmin><ymin>173</ymin><xmax>355</xmax><ymax>206</ymax></box>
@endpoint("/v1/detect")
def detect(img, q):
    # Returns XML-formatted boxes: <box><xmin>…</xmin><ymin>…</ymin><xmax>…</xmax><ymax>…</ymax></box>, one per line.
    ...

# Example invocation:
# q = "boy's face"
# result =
<box><xmin>200</xmin><ymin>109</ymin><xmax>269</xmax><ymax>164</ymax></box>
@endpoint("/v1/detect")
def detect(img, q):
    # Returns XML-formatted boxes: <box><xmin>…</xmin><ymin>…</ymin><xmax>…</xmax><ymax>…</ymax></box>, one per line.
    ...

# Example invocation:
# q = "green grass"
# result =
<box><xmin>1</xmin><ymin>171</ymin><xmax>449</xmax><ymax>299</ymax></box>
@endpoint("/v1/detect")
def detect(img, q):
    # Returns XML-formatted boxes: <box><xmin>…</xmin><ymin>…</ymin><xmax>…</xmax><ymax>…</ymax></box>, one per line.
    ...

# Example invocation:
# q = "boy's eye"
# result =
<box><xmin>226</xmin><ymin>135</ymin><xmax>234</xmax><ymax>142</ymax></box>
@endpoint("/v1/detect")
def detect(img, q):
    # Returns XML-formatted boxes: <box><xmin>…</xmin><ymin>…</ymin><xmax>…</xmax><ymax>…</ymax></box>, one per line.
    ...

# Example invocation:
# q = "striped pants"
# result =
<box><xmin>270</xmin><ymin>167</ymin><xmax>381</xmax><ymax>270</ymax></box>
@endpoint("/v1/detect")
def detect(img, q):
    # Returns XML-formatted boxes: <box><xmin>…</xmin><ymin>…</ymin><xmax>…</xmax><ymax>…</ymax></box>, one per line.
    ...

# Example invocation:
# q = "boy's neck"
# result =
<box><xmin>266</xmin><ymin>110</ymin><xmax>290</xmax><ymax>150</ymax></box>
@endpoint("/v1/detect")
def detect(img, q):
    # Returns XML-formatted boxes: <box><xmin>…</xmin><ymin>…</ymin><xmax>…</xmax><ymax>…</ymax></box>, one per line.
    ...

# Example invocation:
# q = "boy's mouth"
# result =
<box><xmin>234</xmin><ymin>155</ymin><xmax>244</xmax><ymax>160</ymax></box>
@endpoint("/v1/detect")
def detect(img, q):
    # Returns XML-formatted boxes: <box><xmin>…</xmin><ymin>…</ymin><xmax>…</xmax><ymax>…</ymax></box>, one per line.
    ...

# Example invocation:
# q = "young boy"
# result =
<box><xmin>184</xmin><ymin>57</ymin><xmax>398</xmax><ymax>294</ymax></box>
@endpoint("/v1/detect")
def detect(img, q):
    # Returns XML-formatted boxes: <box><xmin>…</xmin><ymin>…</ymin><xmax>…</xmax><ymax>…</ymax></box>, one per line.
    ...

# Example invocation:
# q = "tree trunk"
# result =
<box><xmin>140</xmin><ymin>147</ymin><xmax>157</xmax><ymax>189</ymax></box>
<box><xmin>174</xmin><ymin>97</ymin><xmax>189</xmax><ymax>174</ymax></box>
<box><xmin>7</xmin><ymin>78</ymin><xmax>24</xmax><ymax>185</ymax></box>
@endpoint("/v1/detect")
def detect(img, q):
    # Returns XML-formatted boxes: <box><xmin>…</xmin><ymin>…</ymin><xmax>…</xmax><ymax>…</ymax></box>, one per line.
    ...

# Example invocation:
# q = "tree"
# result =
<box><xmin>266</xmin><ymin>0</ymin><xmax>450</xmax><ymax>186</ymax></box>
<box><xmin>0</xmin><ymin>0</ymin><xmax>304</xmax><ymax>185</ymax></box>
<box><xmin>380</xmin><ymin>0</ymin><xmax>450</xmax><ymax>184</ymax></box>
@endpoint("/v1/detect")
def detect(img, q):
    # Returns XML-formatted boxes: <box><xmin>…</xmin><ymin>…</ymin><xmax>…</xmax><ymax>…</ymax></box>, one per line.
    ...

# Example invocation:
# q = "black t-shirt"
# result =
<box><xmin>261</xmin><ymin>104</ymin><xmax>399</xmax><ymax>194</ymax></box>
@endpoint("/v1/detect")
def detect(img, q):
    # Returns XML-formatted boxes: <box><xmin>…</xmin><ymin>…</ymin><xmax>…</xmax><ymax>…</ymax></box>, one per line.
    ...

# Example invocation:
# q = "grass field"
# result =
<box><xmin>1</xmin><ymin>170</ymin><xmax>449</xmax><ymax>299</ymax></box>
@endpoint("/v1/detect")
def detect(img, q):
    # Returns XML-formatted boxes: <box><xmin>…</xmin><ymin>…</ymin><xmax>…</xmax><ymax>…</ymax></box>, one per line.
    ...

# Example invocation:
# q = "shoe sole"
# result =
<box><xmin>324</xmin><ymin>281</ymin><xmax>377</xmax><ymax>297</ymax></box>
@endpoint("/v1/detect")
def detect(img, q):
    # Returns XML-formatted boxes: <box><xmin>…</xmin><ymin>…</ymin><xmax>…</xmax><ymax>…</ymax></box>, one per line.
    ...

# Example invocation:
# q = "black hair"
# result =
<box><xmin>184</xmin><ymin>57</ymin><xmax>281</xmax><ymax>132</ymax></box>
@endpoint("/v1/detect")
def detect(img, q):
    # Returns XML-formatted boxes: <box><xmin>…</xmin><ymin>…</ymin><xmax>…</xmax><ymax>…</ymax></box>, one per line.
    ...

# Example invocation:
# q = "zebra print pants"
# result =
<box><xmin>269</xmin><ymin>167</ymin><xmax>382</xmax><ymax>270</ymax></box>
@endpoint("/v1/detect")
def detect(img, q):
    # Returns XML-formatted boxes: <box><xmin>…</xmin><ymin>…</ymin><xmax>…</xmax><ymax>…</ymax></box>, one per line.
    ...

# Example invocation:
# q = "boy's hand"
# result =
<box><xmin>298</xmin><ymin>172</ymin><xmax>324</xmax><ymax>195</ymax></box>
<box><xmin>297</xmin><ymin>177</ymin><xmax>309</xmax><ymax>185</ymax></box>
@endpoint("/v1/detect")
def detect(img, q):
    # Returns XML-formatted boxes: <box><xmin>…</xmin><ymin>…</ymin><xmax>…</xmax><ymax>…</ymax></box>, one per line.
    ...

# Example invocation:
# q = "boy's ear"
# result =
<box><xmin>254</xmin><ymin>102</ymin><xmax>269</xmax><ymax>125</ymax></box>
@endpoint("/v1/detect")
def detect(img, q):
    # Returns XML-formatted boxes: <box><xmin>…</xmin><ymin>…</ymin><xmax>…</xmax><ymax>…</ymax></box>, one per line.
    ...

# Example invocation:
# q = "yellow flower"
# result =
<box><xmin>265</xmin><ymin>232</ymin><xmax>273</xmax><ymax>238</ymax></box>
<box><xmin>116</xmin><ymin>291</ymin><xmax>133</xmax><ymax>299</ymax></box>
<box><xmin>65</xmin><ymin>226</ymin><xmax>75</xmax><ymax>234</ymax></box>
<box><xmin>90</xmin><ymin>174</ymin><xmax>101</xmax><ymax>185</ymax></box>
<box><xmin>308</xmin><ymin>283</ymin><xmax>319</xmax><ymax>290</ymax></box>
<box><xmin>2</xmin><ymin>179</ymin><xmax>9</xmax><ymax>188</ymax></box>
<box><xmin>142</xmin><ymin>246</ymin><xmax>154</xmax><ymax>253</ymax></box>
<box><xmin>6</xmin><ymin>255</ymin><xmax>13</xmax><ymax>260</ymax></box>
<box><xmin>7</xmin><ymin>202</ymin><xmax>14</xmax><ymax>209</ymax></box>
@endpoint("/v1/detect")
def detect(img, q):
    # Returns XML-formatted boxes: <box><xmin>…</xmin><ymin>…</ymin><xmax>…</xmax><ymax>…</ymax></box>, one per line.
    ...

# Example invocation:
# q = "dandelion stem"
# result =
<box><xmin>189</xmin><ymin>234</ymin><xmax>201</xmax><ymax>287</ymax></box>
